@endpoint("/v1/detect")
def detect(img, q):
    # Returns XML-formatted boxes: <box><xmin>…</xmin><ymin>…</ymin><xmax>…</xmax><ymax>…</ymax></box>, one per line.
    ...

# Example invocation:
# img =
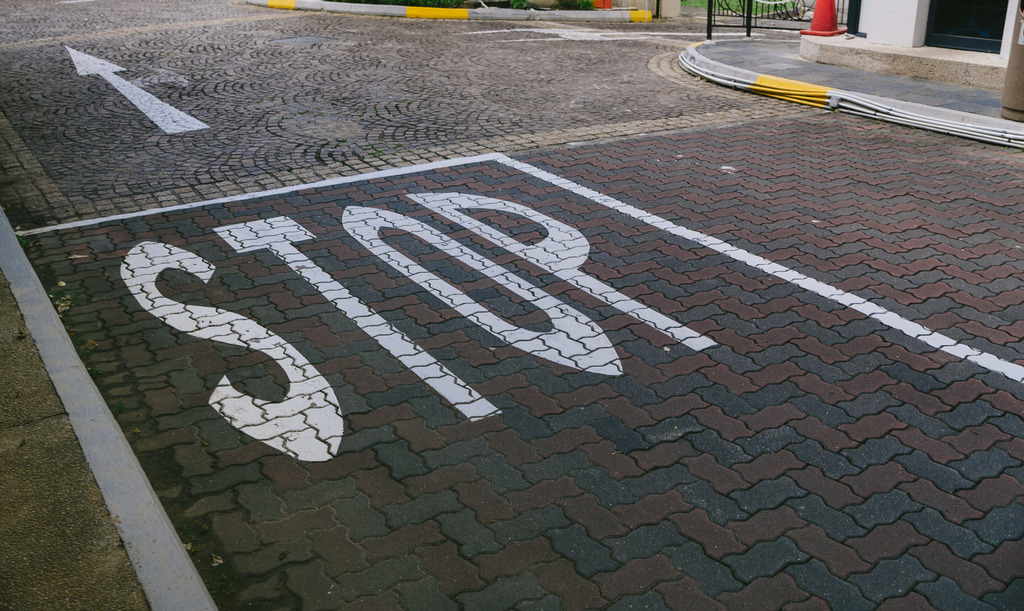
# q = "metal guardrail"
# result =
<box><xmin>706</xmin><ymin>0</ymin><xmax>847</xmax><ymax>38</ymax></box>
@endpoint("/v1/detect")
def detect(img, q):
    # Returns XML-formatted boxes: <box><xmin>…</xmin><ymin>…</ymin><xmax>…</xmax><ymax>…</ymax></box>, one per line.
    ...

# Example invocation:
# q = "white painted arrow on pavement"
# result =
<box><xmin>66</xmin><ymin>46</ymin><xmax>208</xmax><ymax>135</ymax></box>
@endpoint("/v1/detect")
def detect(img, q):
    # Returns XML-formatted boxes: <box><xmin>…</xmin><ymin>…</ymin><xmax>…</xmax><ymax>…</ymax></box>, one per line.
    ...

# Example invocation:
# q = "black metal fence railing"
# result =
<box><xmin>706</xmin><ymin>0</ymin><xmax>848</xmax><ymax>38</ymax></box>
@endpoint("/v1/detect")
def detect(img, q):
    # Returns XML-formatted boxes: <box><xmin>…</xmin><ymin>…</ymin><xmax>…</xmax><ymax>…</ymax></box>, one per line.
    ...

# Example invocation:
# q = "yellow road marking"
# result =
<box><xmin>405</xmin><ymin>6</ymin><xmax>469</xmax><ymax>18</ymax></box>
<box><xmin>751</xmin><ymin>74</ymin><xmax>832</xmax><ymax>108</ymax></box>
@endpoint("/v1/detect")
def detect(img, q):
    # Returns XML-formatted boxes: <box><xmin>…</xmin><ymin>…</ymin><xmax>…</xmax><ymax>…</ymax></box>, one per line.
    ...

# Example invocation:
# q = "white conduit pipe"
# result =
<box><xmin>679</xmin><ymin>47</ymin><xmax>1024</xmax><ymax>149</ymax></box>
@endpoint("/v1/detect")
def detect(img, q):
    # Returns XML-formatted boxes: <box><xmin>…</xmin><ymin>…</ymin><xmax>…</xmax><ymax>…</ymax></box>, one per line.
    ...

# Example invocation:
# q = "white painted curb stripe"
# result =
<box><xmin>0</xmin><ymin>211</ymin><xmax>215</xmax><ymax>610</ymax></box>
<box><xmin>680</xmin><ymin>45</ymin><xmax>1024</xmax><ymax>149</ymax></box>
<box><xmin>325</xmin><ymin>2</ymin><xmax>406</xmax><ymax>15</ymax></box>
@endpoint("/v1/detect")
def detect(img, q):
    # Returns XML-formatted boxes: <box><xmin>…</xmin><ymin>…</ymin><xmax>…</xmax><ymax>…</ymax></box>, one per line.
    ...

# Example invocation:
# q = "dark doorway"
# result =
<box><xmin>926</xmin><ymin>0</ymin><xmax>1006</xmax><ymax>53</ymax></box>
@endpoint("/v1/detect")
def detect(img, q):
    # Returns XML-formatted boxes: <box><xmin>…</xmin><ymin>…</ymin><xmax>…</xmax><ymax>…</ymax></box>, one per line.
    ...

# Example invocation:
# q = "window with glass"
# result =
<box><xmin>926</xmin><ymin>0</ymin><xmax>1007</xmax><ymax>53</ymax></box>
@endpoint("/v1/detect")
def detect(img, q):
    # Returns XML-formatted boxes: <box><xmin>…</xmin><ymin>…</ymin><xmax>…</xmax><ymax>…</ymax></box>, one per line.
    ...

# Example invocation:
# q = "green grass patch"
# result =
<box><xmin>553</xmin><ymin>0</ymin><xmax>594</xmax><ymax>8</ymax></box>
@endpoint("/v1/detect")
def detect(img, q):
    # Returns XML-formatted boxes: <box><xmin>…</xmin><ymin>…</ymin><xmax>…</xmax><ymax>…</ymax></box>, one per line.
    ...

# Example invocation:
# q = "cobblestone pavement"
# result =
<box><xmin>5</xmin><ymin>0</ymin><xmax>1024</xmax><ymax>609</ymax></box>
<box><xmin>0</xmin><ymin>0</ymin><xmax>796</xmax><ymax>231</ymax></box>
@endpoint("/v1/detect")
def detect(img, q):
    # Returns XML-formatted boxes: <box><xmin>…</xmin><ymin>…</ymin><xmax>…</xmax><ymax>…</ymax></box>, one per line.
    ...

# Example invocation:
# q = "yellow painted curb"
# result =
<box><xmin>406</xmin><ymin>6</ymin><xmax>469</xmax><ymax>18</ymax></box>
<box><xmin>751</xmin><ymin>74</ymin><xmax>832</xmax><ymax>108</ymax></box>
<box><xmin>629</xmin><ymin>10</ymin><xmax>651</xmax><ymax>22</ymax></box>
<box><xmin>268</xmin><ymin>0</ymin><xmax>296</xmax><ymax>8</ymax></box>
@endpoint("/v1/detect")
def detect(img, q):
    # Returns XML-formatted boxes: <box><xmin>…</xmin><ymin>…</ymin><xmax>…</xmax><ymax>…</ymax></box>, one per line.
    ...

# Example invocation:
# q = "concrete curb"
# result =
<box><xmin>249</xmin><ymin>0</ymin><xmax>652</xmax><ymax>22</ymax></box>
<box><xmin>800</xmin><ymin>34</ymin><xmax>1007</xmax><ymax>92</ymax></box>
<box><xmin>0</xmin><ymin>211</ymin><xmax>215</xmax><ymax>611</ymax></box>
<box><xmin>682</xmin><ymin>40</ymin><xmax>1024</xmax><ymax>147</ymax></box>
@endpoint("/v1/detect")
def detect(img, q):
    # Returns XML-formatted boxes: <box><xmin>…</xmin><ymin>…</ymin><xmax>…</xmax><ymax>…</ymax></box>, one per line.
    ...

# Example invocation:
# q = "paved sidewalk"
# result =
<box><xmin>695</xmin><ymin>39</ymin><xmax>1007</xmax><ymax>118</ymax></box>
<box><xmin>684</xmin><ymin>37</ymin><xmax>1024</xmax><ymax>150</ymax></box>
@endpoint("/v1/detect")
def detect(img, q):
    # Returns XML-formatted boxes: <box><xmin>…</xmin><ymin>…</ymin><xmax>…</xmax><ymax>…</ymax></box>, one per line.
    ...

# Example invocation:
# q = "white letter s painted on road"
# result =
<box><xmin>121</xmin><ymin>241</ymin><xmax>344</xmax><ymax>462</ymax></box>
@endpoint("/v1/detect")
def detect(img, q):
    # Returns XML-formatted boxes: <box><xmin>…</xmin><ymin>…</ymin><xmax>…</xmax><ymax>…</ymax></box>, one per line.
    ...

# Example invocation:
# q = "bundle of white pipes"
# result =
<box><xmin>679</xmin><ymin>43</ymin><xmax>1024</xmax><ymax>149</ymax></box>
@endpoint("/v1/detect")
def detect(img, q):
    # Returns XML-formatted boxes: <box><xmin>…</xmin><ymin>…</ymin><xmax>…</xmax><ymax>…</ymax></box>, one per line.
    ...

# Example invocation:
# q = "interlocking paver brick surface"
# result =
<box><xmin>16</xmin><ymin>126</ymin><xmax>1024</xmax><ymax>606</ymax></box>
<box><xmin>6</xmin><ymin>0</ymin><xmax>1024</xmax><ymax>599</ymax></box>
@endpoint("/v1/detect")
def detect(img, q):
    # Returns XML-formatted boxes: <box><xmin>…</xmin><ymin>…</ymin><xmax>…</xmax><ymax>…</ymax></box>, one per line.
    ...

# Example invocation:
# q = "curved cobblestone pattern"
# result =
<box><xmin>0</xmin><ymin>11</ymin><xmax>794</xmax><ymax>230</ymax></box>
<box><xmin>0</xmin><ymin>0</ymin><xmax>259</xmax><ymax>46</ymax></box>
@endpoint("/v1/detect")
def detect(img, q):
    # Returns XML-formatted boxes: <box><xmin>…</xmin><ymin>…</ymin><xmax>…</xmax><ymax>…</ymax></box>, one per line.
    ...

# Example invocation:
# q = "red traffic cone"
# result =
<box><xmin>800</xmin><ymin>0</ymin><xmax>847</xmax><ymax>36</ymax></box>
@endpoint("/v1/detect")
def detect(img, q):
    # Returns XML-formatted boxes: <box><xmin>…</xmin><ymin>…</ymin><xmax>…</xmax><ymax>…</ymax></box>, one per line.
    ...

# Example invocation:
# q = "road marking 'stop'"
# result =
<box><xmin>18</xmin><ymin>152</ymin><xmax>1024</xmax><ymax>387</ymax></box>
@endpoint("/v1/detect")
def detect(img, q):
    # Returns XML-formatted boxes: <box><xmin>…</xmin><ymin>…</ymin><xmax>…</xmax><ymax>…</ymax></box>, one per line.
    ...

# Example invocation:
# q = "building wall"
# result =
<box><xmin>857</xmin><ymin>0</ymin><xmax>1016</xmax><ymax>57</ymax></box>
<box><xmin>859</xmin><ymin>0</ymin><xmax>930</xmax><ymax>47</ymax></box>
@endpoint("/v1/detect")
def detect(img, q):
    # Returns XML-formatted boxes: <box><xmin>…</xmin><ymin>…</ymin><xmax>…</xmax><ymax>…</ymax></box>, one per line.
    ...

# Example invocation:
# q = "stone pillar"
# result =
<box><xmin>1002</xmin><ymin>1</ymin><xmax>1024</xmax><ymax>121</ymax></box>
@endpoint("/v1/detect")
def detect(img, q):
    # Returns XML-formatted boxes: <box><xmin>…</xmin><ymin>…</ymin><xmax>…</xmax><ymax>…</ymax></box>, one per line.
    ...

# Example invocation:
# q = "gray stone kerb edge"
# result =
<box><xmin>684</xmin><ymin>40</ymin><xmax>1024</xmax><ymax>144</ymax></box>
<box><xmin>0</xmin><ymin>211</ymin><xmax>216</xmax><ymax>611</ymax></box>
<box><xmin>247</xmin><ymin>0</ymin><xmax>653</xmax><ymax>22</ymax></box>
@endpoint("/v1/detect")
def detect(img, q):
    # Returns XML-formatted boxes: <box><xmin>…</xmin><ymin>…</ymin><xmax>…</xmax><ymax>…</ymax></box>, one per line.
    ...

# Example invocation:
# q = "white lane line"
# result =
<box><xmin>461</xmin><ymin>29</ymin><xmax>765</xmax><ymax>42</ymax></box>
<box><xmin>496</xmin><ymin>154</ymin><xmax>1024</xmax><ymax>385</ymax></box>
<box><xmin>15</xmin><ymin>153</ymin><xmax>509</xmax><ymax>237</ymax></box>
<box><xmin>460</xmin><ymin>29</ymin><xmax>762</xmax><ymax>37</ymax></box>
